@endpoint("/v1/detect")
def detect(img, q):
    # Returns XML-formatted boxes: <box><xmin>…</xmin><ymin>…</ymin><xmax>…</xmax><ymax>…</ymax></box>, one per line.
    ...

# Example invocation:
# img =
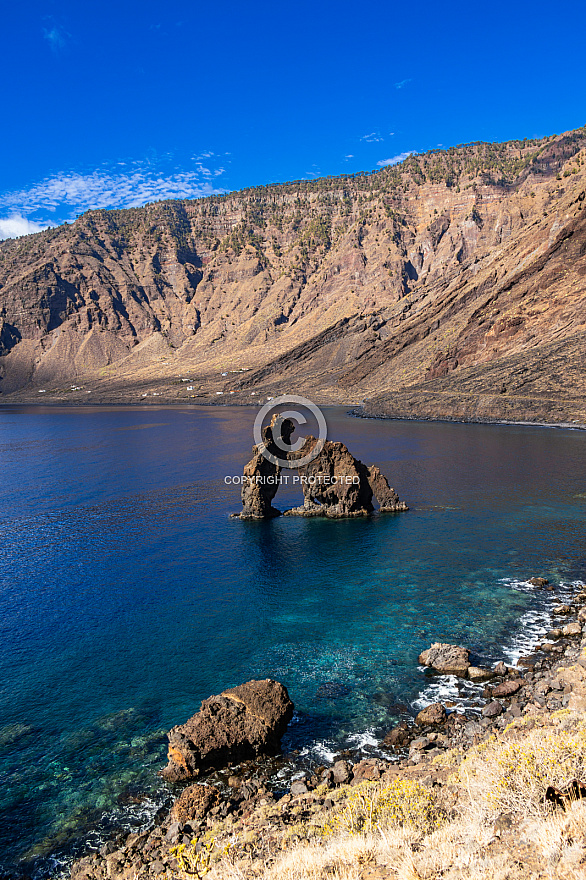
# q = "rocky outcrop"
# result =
<box><xmin>236</xmin><ymin>416</ymin><xmax>296</xmax><ymax>519</ymax></box>
<box><xmin>286</xmin><ymin>438</ymin><xmax>375</xmax><ymax>518</ymax></box>
<box><xmin>415</xmin><ymin>702</ymin><xmax>447</xmax><ymax>726</ymax></box>
<box><xmin>170</xmin><ymin>784</ymin><xmax>219</xmax><ymax>823</ymax></box>
<box><xmin>418</xmin><ymin>643</ymin><xmax>471</xmax><ymax>677</ymax></box>
<box><xmin>366</xmin><ymin>465</ymin><xmax>409</xmax><ymax>513</ymax></box>
<box><xmin>161</xmin><ymin>680</ymin><xmax>294</xmax><ymax>783</ymax></box>
<box><xmin>235</xmin><ymin>426</ymin><xmax>408</xmax><ymax>520</ymax></box>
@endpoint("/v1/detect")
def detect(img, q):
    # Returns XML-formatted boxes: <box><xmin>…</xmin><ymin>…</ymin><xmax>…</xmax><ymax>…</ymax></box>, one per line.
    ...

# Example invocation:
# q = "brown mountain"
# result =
<box><xmin>1</xmin><ymin>126</ymin><xmax>585</xmax><ymax>423</ymax></box>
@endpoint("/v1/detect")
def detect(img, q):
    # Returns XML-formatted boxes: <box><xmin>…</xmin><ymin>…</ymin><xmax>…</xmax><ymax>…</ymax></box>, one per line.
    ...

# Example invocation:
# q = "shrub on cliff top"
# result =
<box><xmin>457</xmin><ymin>712</ymin><xmax>586</xmax><ymax>819</ymax></box>
<box><xmin>322</xmin><ymin>779</ymin><xmax>445</xmax><ymax>837</ymax></box>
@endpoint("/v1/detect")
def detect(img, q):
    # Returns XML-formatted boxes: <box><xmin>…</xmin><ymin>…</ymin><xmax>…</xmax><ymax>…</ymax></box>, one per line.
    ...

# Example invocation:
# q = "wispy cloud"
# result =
<box><xmin>0</xmin><ymin>157</ymin><xmax>229</xmax><ymax>238</ymax></box>
<box><xmin>360</xmin><ymin>132</ymin><xmax>384</xmax><ymax>143</ymax></box>
<box><xmin>43</xmin><ymin>24</ymin><xmax>70</xmax><ymax>52</ymax></box>
<box><xmin>304</xmin><ymin>164</ymin><xmax>321</xmax><ymax>179</ymax></box>
<box><xmin>377</xmin><ymin>151</ymin><xmax>415</xmax><ymax>167</ymax></box>
<box><xmin>394</xmin><ymin>78</ymin><xmax>412</xmax><ymax>89</ymax></box>
<box><xmin>0</xmin><ymin>215</ymin><xmax>54</xmax><ymax>241</ymax></box>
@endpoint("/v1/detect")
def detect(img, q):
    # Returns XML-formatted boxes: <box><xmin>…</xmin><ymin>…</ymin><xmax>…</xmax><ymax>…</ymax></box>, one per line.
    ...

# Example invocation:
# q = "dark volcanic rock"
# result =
<box><xmin>315</xmin><ymin>681</ymin><xmax>351</xmax><ymax>700</ymax></box>
<box><xmin>286</xmin><ymin>437</ymin><xmax>407</xmax><ymax>518</ymax></box>
<box><xmin>161</xmin><ymin>680</ymin><xmax>294</xmax><ymax>783</ymax></box>
<box><xmin>366</xmin><ymin>466</ymin><xmax>409</xmax><ymax>513</ymax></box>
<box><xmin>418</xmin><ymin>643</ymin><xmax>471</xmax><ymax>677</ymax></box>
<box><xmin>482</xmin><ymin>700</ymin><xmax>503</xmax><ymax>718</ymax></box>
<box><xmin>289</xmin><ymin>437</ymin><xmax>375</xmax><ymax>518</ymax></box>
<box><xmin>237</xmin><ymin>422</ymin><xmax>408</xmax><ymax>520</ymax></box>
<box><xmin>237</xmin><ymin>417</ymin><xmax>296</xmax><ymax>519</ymax></box>
<box><xmin>415</xmin><ymin>702</ymin><xmax>447</xmax><ymax>726</ymax></box>
<box><xmin>170</xmin><ymin>784</ymin><xmax>219</xmax><ymax>823</ymax></box>
<box><xmin>492</xmin><ymin>680</ymin><xmax>521</xmax><ymax>698</ymax></box>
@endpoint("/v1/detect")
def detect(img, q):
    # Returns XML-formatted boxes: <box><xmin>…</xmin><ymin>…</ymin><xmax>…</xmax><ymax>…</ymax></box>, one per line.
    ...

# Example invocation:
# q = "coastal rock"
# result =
<box><xmin>562</xmin><ymin>621</ymin><xmax>582</xmax><ymax>636</ymax></box>
<box><xmin>492</xmin><ymin>680</ymin><xmax>521</xmax><ymax>698</ymax></box>
<box><xmin>170</xmin><ymin>784</ymin><xmax>219</xmax><ymax>823</ymax></box>
<box><xmin>482</xmin><ymin>700</ymin><xmax>503</xmax><ymax>718</ymax></box>
<box><xmin>415</xmin><ymin>702</ymin><xmax>447</xmax><ymax>726</ymax></box>
<box><xmin>351</xmin><ymin>759</ymin><xmax>381</xmax><ymax>783</ymax></box>
<box><xmin>553</xmin><ymin>604</ymin><xmax>571</xmax><ymax>615</ymax></box>
<box><xmin>493</xmin><ymin>661</ymin><xmax>508</xmax><ymax>676</ymax></box>
<box><xmin>290</xmin><ymin>438</ymin><xmax>374</xmax><ymax>518</ymax></box>
<box><xmin>467</xmin><ymin>666</ymin><xmax>495</xmax><ymax>682</ymax></box>
<box><xmin>290</xmin><ymin>780</ymin><xmax>309</xmax><ymax>796</ymax></box>
<box><xmin>236</xmin><ymin>420</ymin><xmax>408</xmax><ymax>520</ymax></box>
<box><xmin>366</xmin><ymin>465</ymin><xmax>409</xmax><ymax>513</ymax></box>
<box><xmin>237</xmin><ymin>417</ymin><xmax>295</xmax><ymax>519</ymax></box>
<box><xmin>528</xmin><ymin>577</ymin><xmax>549</xmax><ymax>586</ymax></box>
<box><xmin>382</xmin><ymin>722</ymin><xmax>411</xmax><ymax>749</ymax></box>
<box><xmin>332</xmin><ymin>760</ymin><xmax>352</xmax><ymax>785</ymax></box>
<box><xmin>418</xmin><ymin>643</ymin><xmax>471</xmax><ymax>677</ymax></box>
<box><xmin>161</xmin><ymin>679</ymin><xmax>294</xmax><ymax>783</ymax></box>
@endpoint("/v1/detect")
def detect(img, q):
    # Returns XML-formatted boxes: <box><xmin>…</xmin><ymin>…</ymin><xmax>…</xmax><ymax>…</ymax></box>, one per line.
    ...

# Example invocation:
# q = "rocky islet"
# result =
<box><xmin>236</xmin><ymin>413</ymin><xmax>408</xmax><ymax>519</ymax></box>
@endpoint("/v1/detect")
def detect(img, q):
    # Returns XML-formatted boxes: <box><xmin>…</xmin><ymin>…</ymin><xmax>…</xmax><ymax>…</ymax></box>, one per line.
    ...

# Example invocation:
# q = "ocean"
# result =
<box><xmin>0</xmin><ymin>405</ymin><xmax>584</xmax><ymax>875</ymax></box>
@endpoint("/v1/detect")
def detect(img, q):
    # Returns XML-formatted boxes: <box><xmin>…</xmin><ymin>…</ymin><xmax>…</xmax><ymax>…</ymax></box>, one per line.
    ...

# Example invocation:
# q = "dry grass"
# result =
<box><xmin>457</xmin><ymin>711</ymin><xmax>586</xmax><ymax>820</ymax></box>
<box><xmin>193</xmin><ymin>713</ymin><xmax>586</xmax><ymax>880</ymax></box>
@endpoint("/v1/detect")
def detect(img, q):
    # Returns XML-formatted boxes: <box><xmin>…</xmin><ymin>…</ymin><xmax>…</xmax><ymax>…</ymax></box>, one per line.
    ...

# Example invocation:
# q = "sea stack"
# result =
<box><xmin>235</xmin><ymin>414</ymin><xmax>408</xmax><ymax>519</ymax></box>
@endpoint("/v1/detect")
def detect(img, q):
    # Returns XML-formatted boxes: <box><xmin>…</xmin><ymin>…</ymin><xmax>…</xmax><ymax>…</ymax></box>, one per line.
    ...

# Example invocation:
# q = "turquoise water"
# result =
<box><xmin>0</xmin><ymin>406</ymin><xmax>584</xmax><ymax>874</ymax></box>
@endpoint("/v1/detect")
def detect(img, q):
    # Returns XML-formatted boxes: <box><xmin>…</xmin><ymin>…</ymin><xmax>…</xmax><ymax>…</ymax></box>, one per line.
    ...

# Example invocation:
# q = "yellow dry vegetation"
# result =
<box><xmin>186</xmin><ymin>711</ymin><xmax>586</xmax><ymax>880</ymax></box>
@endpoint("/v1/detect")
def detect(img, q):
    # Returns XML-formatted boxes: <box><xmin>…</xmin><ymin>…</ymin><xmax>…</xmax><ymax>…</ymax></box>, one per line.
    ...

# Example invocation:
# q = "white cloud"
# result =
<box><xmin>394</xmin><ymin>78</ymin><xmax>412</xmax><ymax>89</ymax></box>
<box><xmin>0</xmin><ymin>159</ymin><xmax>228</xmax><ymax>230</ymax></box>
<box><xmin>43</xmin><ymin>25</ymin><xmax>70</xmax><ymax>52</ymax></box>
<box><xmin>377</xmin><ymin>151</ymin><xmax>415</xmax><ymax>167</ymax></box>
<box><xmin>0</xmin><ymin>215</ymin><xmax>53</xmax><ymax>241</ymax></box>
<box><xmin>360</xmin><ymin>132</ymin><xmax>384</xmax><ymax>143</ymax></box>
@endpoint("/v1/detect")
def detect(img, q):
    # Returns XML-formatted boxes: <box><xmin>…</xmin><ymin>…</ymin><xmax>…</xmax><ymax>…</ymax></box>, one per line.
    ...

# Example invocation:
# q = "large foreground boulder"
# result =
<box><xmin>418</xmin><ymin>643</ymin><xmax>471</xmax><ymax>677</ymax></box>
<box><xmin>161</xmin><ymin>679</ymin><xmax>294</xmax><ymax>783</ymax></box>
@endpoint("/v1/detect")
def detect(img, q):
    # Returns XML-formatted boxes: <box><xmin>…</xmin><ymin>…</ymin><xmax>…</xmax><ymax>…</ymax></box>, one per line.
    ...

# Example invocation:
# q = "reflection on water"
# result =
<box><xmin>0</xmin><ymin>405</ymin><xmax>584</xmax><ymax>874</ymax></box>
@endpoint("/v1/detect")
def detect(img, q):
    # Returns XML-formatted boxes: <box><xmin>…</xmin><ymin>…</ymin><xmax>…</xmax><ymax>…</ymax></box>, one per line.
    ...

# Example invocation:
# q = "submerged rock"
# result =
<box><xmin>418</xmin><ymin>643</ymin><xmax>471</xmax><ymax>677</ymax></box>
<box><xmin>161</xmin><ymin>680</ymin><xmax>294</xmax><ymax>783</ymax></box>
<box><xmin>315</xmin><ymin>681</ymin><xmax>351</xmax><ymax>700</ymax></box>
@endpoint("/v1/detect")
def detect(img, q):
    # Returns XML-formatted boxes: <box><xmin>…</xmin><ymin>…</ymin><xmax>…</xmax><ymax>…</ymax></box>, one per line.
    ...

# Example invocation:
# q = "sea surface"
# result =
<box><xmin>0</xmin><ymin>405</ymin><xmax>585</xmax><ymax>875</ymax></box>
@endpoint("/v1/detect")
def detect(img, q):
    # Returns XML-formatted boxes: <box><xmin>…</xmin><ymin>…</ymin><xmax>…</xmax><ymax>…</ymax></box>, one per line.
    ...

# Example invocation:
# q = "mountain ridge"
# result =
<box><xmin>1</xmin><ymin>126</ymin><xmax>585</xmax><ymax>423</ymax></box>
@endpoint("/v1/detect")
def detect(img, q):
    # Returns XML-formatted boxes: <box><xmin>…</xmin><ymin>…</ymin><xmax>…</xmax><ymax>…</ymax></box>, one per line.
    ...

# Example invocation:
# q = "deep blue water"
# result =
<box><xmin>0</xmin><ymin>405</ymin><xmax>585</xmax><ymax>874</ymax></box>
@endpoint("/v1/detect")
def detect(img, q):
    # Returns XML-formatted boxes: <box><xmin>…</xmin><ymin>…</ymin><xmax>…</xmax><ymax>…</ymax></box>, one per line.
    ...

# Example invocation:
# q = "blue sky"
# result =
<box><xmin>1</xmin><ymin>0</ymin><xmax>585</xmax><ymax>238</ymax></box>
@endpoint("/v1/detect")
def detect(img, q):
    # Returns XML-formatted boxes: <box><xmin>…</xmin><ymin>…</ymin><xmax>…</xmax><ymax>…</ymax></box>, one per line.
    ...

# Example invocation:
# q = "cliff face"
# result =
<box><xmin>1</xmin><ymin>127</ymin><xmax>585</xmax><ymax>422</ymax></box>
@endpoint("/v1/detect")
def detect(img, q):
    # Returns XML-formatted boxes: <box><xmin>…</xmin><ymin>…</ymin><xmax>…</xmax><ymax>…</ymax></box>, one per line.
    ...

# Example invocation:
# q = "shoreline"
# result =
<box><xmin>1</xmin><ymin>399</ymin><xmax>585</xmax><ymax>432</ymax></box>
<box><xmin>35</xmin><ymin>573</ymin><xmax>585</xmax><ymax>880</ymax></box>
